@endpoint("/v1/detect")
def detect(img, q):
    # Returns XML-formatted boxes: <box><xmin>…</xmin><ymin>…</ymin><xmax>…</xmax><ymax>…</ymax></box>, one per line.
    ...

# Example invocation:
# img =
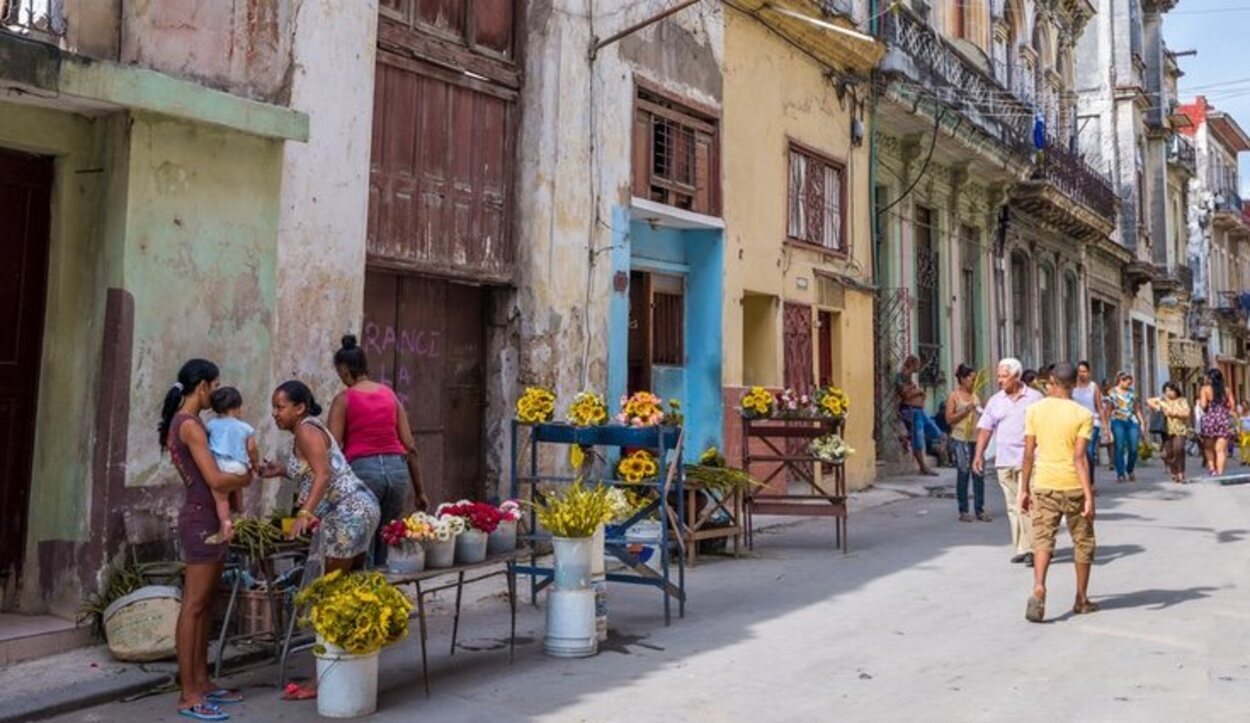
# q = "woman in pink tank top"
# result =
<box><xmin>327</xmin><ymin>335</ymin><xmax>427</xmax><ymax>566</ymax></box>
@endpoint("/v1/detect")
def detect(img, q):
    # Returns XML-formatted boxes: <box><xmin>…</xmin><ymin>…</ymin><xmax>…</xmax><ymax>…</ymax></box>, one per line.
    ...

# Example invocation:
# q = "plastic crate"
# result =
<box><xmin>215</xmin><ymin>588</ymin><xmax>289</xmax><ymax>638</ymax></box>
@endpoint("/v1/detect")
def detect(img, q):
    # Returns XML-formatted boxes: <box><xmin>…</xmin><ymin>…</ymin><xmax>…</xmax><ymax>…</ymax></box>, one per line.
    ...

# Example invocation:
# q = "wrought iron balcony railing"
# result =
<box><xmin>1</xmin><ymin>0</ymin><xmax>65</xmax><ymax>39</ymax></box>
<box><xmin>1214</xmin><ymin>189</ymin><xmax>1243</xmax><ymax>215</ymax></box>
<box><xmin>1154</xmin><ymin>263</ymin><xmax>1195</xmax><ymax>294</ymax></box>
<box><xmin>1167</xmin><ymin>134</ymin><xmax>1196</xmax><ymax>174</ymax></box>
<box><xmin>1033</xmin><ymin>134</ymin><xmax>1118</xmax><ymax>221</ymax></box>
<box><xmin>879</xmin><ymin>5</ymin><xmax>1033</xmax><ymax>155</ymax></box>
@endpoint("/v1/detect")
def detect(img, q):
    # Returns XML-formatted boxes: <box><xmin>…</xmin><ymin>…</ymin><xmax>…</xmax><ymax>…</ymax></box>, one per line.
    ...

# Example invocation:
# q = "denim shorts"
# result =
<box><xmin>349</xmin><ymin>454</ymin><xmax>412</xmax><ymax>564</ymax></box>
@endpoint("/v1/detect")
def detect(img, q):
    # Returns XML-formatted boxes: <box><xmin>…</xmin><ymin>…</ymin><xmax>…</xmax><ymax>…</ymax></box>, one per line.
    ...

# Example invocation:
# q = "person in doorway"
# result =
<box><xmin>1147</xmin><ymin>382</ymin><xmax>1191</xmax><ymax>483</ymax></box>
<box><xmin>946</xmin><ymin>364</ymin><xmax>989</xmax><ymax>522</ymax></box>
<box><xmin>258</xmin><ymin>381</ymin><xmax>381</xmax><ymax>702</ymax></box>
<box><xmin>1198</xmin><ymin>368</ymin><xmax>1237</xmax><ymax>476</ymax></box>
<box><xmin>1073</xmin><ymin>362</ymin><xmax>1108</xmax><ymax>487</ymax></box>
<box><xmin>1019</xmin><ymin>362</ymin><xmax>1097</xmax><ymax>623</ymax></box>
<box><xmin>327</xmin><ymin>335</ymin><xmax>428</xmax><ymax>566</ymax></box>
<box><xmin>896</xmin><ymin>354</ymin><xmax>945</xmax><ymax>476</ymax></box>
<box><xmin>1100</xmin><ymin>378</ymin><xmax>1116</xmax><ymax>471</ymax></box>
<box><xmin>973</xmin><ymin>358</ymin><xmax>1043</xmax><ymax>565</ymax></box>
<box><xmin>158</xmin><ymin>360</ymin><xmax>253</xmax><ymax>720</ymax></box>
<box><xmin>1108</xmin><ymin>372</ymin><xmax>1148</xmax><ymax>483</ymax></box>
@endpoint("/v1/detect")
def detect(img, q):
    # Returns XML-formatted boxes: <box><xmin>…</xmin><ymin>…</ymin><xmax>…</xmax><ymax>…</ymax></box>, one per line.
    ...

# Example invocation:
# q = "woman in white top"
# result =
<box><xmin>1074</xmin><ymin>362</ymin><xmax>1109</xmax><ymax>484</ymax></box>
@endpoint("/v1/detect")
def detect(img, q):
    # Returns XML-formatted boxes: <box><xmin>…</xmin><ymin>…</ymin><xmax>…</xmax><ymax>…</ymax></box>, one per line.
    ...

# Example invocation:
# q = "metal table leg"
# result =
<box><xmin>214</xmin><ymin>558</ymin><xmax>242</xmax><ymax>679</ymax></box>
<box><xmin>507</xmin><ymin>562</ymin><xmax>517</xmax><ymax>664</ymax></box>
<box><xmin>416</xmin><ymin>580</ymin><xmax>430</xmax><ymax>697</ymax></box>
<box><xmin>450</xmin><ymin>571</ymin><xmax>466</xmax><ymax>656</ymax></box>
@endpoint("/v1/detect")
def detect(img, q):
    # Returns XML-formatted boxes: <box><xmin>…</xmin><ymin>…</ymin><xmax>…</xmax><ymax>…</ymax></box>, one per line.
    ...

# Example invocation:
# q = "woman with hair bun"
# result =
<box><xmin>327</xmin><ymin>334</ymin><xmax>428</xmax><ymax>566</ymax></box>
<box><xmin>258</xmin><ymin>379</ymin><xmax>380</xmax><ymax>701</ymax></box>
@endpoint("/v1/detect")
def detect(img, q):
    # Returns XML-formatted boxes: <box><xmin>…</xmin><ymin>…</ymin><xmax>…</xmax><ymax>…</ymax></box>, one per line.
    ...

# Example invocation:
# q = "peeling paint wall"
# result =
<box><xmin>122</xmin><ymin>114</ymin><xmax>282</xmax><ymax>495</ymax></box>
<box><xmin>721</xmin><ymin>11</ymin><xmax>877</xmax><ymax>489</ymax></box>
<box><xmin>269</xmin><ymin>0</ymin><xmax>378</xmax><ymax>504</ymax></box>
<box><xmin>120</xmin><ymin>0</ymin><xmax>297</xmax><ymax>104</ymax></box>
<box><xmin>514</xmin><ymin>0</ymin><xmax>724</xmax><ymax>474</ymax></box>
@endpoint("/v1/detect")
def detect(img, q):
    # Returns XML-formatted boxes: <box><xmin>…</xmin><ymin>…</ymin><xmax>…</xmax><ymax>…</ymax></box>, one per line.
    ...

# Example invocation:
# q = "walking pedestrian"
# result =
<box><xmin>327</xmin><ymin>335</ymin><xmax>429</xmax><ymax>566</ymax></box>
<box><xmin>1108</xmin><ymin>372</ymin><xmax>1147</xmax><ymax>483</ymax></box>
<box><xmin>1100</xmin><ymin>378</ymin><xmax>1116</xmax><ymax>471</ymax></box>
<box><xmin>1198</xmin><ymin>368</ymin><xmax>1236</xmax><ymax>476</ymax></box>
<box><xmin>258</xmin><ymin>380</ymin><xmax>381</xmax><ymax>702</ymax></box>
<box><xmin>1019</xmin><ymin>362</ymin><xmax>1097</xmax><ymax>623</ymax></box>
<box><xmin>1072</xmin><ymin>362</ymin><xmax>1108</xmax><ymax>486</ymax></box>
<box><xmin>946</xmin><ymin>364</ymin><xmax>989</xmax><ymax>522</ymax></box>
<box><xmin>896</xmin><ymin>354</ymin><xmax>945</xmax><ymax>476</ymax></box>
<box><xmin>973</xmin><ymin>358</ymin><xmax>1043</xmax><ymax>565</ymax></box>
<box><xmin>158</xmin><ymin>360</ymin><xmax>253</xmax><ymax>720</ymax></box>
<box><xmin>1147</xmin><ymin>382</ymin><xmax>1191</xmax><ymax>483</ymax></box>
<box><xmin>1237</xmin><ymin>401</ymin><xmax>1250</xmax><ymax>466</ymax></box>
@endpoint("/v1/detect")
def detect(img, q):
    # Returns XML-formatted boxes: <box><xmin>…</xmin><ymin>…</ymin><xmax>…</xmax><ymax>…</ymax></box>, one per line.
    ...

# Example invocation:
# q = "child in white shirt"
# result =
<box><xmin>205</xmin><ymin>387</ymin><xmax>258</xmax><ymax>542</ymax></box>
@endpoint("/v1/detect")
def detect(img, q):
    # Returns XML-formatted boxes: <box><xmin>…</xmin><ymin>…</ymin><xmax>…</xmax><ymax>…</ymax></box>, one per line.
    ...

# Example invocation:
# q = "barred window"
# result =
<box><xmin>632</xmin><ymin>88</ymin><xmax>719</xmax><ymax>215</ymax></box>
<box><xmin>787</xmin><ymin>145</ymin><xmax>845</xmax><ymax>252</ymax></box>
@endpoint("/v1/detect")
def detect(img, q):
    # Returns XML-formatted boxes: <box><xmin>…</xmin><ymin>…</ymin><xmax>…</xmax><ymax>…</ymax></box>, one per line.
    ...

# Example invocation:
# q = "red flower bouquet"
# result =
<box><xmin>435</xmin><ymin>500</ymin><xmax>503</xmax><ymax>534</ymax></box>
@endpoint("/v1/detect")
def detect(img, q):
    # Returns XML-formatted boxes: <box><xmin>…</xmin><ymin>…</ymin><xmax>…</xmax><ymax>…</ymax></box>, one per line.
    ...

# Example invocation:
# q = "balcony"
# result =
<box><xmin>1212</xmin><ymin>189</ymin><xmax>1250</xmax><ymax>237</ymax></box>
<box><xmin>1</xmin><ymin>0</ymin><xmax>65</xmax><ymax>40</ymax></box>
<box><xmin>1167</xmin><ymin>338</ymin><xmax>1203</xmax><ymax>370</ymax></box>
<box><xmin>878</xmin><ymin>5</ymin><xmax>1032</xmax><ymax>156</ymax></box>
<box><xmin>1212</xmin><ymin>290</ymin><xmax>1248</xmax><ymax>325</ymax></box>
<box><xmin>1011</xmin><ymin>134</ymin><xmax>1119</xmax><ymax>241</ymax></box>
<box><xmin>1167</xmin><ymin>135</ymin><xmax>1197</xmax><ymax>176</ymax></box>
<box><xmin>1153</xmin><ymin>263</ymin><xmax>1195</xmax><ymax>296</ymax></box>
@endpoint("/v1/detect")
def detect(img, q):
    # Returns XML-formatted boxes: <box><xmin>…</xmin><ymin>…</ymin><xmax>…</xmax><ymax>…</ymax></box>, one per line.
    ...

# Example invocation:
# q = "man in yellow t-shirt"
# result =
<box><xmin>1020</xmin><ymin>362</ymin><xmax>1096</xmax><ymax>623</ymax></box>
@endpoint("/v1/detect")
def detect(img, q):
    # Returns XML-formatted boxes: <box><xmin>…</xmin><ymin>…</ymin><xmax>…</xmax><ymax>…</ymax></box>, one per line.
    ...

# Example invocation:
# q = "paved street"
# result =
<box><xmin>52</xmin><ymin>462</ymin><xmax>1250</xmax><ymax>722</ymax></box>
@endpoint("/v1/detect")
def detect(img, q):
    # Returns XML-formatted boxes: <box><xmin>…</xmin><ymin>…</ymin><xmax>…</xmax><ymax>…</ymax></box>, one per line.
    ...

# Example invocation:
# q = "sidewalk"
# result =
<box><xmin>0</xmin><ymin>471</ymin><xmax>945</xmax><ymax>723</ymax></box>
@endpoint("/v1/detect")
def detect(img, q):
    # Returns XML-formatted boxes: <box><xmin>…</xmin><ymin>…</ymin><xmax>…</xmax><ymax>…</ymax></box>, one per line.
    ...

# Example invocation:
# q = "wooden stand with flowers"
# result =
<box><xmin>739</xmin><ymin>386</ymin><xmax>851</xmax><ymax>553</ymax></box>
<box><xmin>511</xmin><ymin>389</ymin><xmax>687</xmax><ymax>625</ymax></box>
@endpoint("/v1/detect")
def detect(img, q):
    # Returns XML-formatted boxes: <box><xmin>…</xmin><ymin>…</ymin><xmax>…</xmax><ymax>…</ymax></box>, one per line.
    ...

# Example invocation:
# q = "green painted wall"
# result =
<box><xmin>122</xmin><ymin>112</ymin><xmax>283</xmax><ymax>488</ymax></box>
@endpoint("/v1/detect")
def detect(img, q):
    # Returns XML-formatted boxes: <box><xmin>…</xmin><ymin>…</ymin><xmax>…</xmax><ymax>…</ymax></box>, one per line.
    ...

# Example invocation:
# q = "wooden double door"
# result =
<box><xmin>0</xmin><ymin>148</ymin><xmax>52</xmax><ymax>580</ymax></box>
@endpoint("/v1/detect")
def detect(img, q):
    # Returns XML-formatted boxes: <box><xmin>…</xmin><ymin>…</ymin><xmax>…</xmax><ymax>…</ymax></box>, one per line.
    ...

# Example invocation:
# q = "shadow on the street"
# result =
<box><xmin>1216</xmin><ymin>529</ymin><xmax>1247</xmax><ymax>544</ymax></box>
<box><xmin>1095</xmin><ymin>511</ymin><xmax>1153</xmax><ymax>522</ymax></box>
<box><xmin>1095</xmin><ymin>586</ymin><xmax>1219</xmax><ymax>611</ymax></box>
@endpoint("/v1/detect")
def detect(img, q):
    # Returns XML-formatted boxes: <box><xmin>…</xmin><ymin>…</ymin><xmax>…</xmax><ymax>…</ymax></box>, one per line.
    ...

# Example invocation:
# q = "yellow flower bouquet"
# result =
<box><xmin>616</xmin><ymin>450</ymin><xmax>659</xmax><ymax>483</ymax></box>
<box><xmin>813</xmin><ymin>386</ymin><xmax>850</xmax><ymax>418</ymax></box>
<box><xmin>295</xmin><ymin>570</ymin><xmax>412</xmax><ymax>655</ymax></box>
<box><xmin>516</xmin><ymin>386</ymin><xmax>557</xmax><ymax>424</ymax></box>
<box><xmin>740</xmin><ymin>386</ymin><xmax>775</xmax><ymax>419</ymax></box>
<box><xmin>534</xmin><ymin>479</ymin><xmax>617</xmax><ymax>539</ymax></box>
<box><xmin>568</xmin><ymin>391</ymin><xmax>609</xmax><ymax>427</ymax></box>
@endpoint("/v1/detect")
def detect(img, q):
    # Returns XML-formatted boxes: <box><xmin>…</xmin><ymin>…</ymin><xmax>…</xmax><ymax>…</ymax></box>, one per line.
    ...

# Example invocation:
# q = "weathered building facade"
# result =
<box><xmin>517</xmin><ymin>2</ymin><xmax>726</xmax><ymax>464</ymax></box>
<box><xmin>873</xmin><ymin>0</ymin><xmax>1114</xmax><ymax>463</ymax></box>
<box><xmin>719</xmin><ymin>2</ymin><xmax>882</xmax><ymax>489</ymax></box>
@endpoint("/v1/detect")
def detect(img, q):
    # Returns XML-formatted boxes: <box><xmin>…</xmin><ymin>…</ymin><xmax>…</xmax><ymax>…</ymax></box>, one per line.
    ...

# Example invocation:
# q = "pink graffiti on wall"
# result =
<box><xmin>362</xmin><ymin>320</ymin><xmax>443</xmax><ymax>410</ymax></box>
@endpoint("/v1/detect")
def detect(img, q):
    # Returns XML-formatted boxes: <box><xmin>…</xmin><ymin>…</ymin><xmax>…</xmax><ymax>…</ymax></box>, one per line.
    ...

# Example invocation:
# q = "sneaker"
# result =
<box><xmin>1024</xmin><ymin>553</ymin><xmax>1035</xmax><ymax>567</ymax></box>
<box><xmin>1010</xmin><ymin>552</ymin><xmax>1029</xmax><ymax>564</ymax></box>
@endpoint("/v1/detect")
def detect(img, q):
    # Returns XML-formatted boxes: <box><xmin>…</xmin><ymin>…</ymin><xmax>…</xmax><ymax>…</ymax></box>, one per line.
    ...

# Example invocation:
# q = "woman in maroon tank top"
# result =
<box><xmin>328</xmin><ymin>335</ymin><xmax>427</xmax><ymax>566</ymax></box>
<box><xmin>158</xmin><ymin>359</ymin><xmax>253</xmax><ymax>719</ymax></box>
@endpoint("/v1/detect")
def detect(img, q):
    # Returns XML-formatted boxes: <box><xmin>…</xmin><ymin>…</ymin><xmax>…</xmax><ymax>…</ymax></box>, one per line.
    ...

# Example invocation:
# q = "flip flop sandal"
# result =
<box><xmin>282</xmin><ymin>682</ymin><xmax>317</xmax><ymax>701</ymax></box>
<box><xmin>1073</xmin><ymin>600</ymin><xmax>1101</xmax><ymax>615</ymax></box>
<box><xmin>205</xmin><ymin>689</ymin><xmax>243</xmax><ymax>704</ymax></box>
<box><xmin>1025</xmin><ymin>595</ymin><xmax>1045</xmax><ymax>623</ymax></box>
<box><xmin>179</xmin><ymin>703</ymin><xmax>228</xmax><ymax>721</ymax></box>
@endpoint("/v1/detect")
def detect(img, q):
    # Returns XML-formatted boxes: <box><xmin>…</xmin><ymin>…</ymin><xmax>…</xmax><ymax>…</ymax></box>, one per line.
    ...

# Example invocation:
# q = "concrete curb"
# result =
<box><xmin>0</xmin><ymin>669</ymin><xmax>172</xmax><ymax>723</ymax></box>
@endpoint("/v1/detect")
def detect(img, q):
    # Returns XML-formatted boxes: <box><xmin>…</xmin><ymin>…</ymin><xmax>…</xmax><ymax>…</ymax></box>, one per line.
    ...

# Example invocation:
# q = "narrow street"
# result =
<box><xmin>53</xmin><ymin>463</ymin><xmax>1250</xmax><ymax>722</ymax></box>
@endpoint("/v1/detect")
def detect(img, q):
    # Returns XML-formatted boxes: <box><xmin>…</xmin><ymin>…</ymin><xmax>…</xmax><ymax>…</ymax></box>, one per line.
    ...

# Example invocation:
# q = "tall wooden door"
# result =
<box><xmin>0</xmin><ymin>149</ymin><xmax>52</xmax><ymax>579</ymax></box>
<box><xmin>783</xmin><ymin>302</ymin><xmax>814</xmax><ymax>393</ymax></box>
<box><xmin>363</xmin><ymin>271</ymin><xmax>486</xmax><ymax>505</ymax></box>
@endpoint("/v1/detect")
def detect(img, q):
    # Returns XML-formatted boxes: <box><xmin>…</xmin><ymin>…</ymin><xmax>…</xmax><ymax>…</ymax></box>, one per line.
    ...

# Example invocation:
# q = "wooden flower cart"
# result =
<box><xmin>741</xmin><ymin>416</ymin><xmax>848</xmax><ymax>553</ymax></box>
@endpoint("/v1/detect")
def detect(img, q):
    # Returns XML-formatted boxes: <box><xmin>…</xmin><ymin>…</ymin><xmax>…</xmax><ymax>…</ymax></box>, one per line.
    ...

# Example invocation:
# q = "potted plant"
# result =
<box><xmin>533</xmin><ymin>479</ymin><xmax>616</xmax><ymax>658</ymax></box>
<box><xmin>294</xmin><ymin>570</ymin><xmax>412</xmax><ymax>718</ymax></box>
<box><xmin>437</xmin><ymin>501</ymin><xmax>502</xmax><ymax>564</ymax></box>
<box><xmin>424</xmin><ymin>515</ymin><xmax>465</xmax><ymax>568</ymax></box>
<box><xmin>490</xmin><ymin>500</ymin><xmax>522</xmax><ymax>554</ymax></box>
<box><xmin>379</xmin><ymin>513</ymin><xmax>437</xmax><ymax>575</ymax></box>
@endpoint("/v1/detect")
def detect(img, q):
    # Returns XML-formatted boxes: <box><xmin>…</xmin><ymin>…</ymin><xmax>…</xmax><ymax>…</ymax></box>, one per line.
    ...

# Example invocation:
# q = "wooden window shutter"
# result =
<box><xmin>632</xmin><ymin>109</ymin><xmax>651</xmax><ymax>198</ymax></box>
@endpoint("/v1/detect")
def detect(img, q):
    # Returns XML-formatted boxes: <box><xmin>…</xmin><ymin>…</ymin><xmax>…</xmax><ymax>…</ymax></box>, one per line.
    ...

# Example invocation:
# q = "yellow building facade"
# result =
<box><xmin>720</xmin><ymin>5</ymin><xmax>881</xmax><ymax>490</ymax></box>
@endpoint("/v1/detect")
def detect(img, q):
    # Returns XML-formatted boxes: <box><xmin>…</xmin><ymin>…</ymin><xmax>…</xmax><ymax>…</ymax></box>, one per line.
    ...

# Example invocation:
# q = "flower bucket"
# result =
<box><xmin>544</xmin><ymin>587</ymin><xmax>597</xmax><ymax>658</ymax></box>
<box><xmin>552</xmin><ymin>536</ymin><xmax>592</xmax><ymax>590</ymax></box>
<box><xmin>488</xmin><ymin>519</ymin><xmax>517</xmax><ymax>554</ymax></box>
<box><xmin>425</xmin><ymin>538</ymin><xmax>456</xmax><ymax>568</ymax></box>
<box><xmin>455</xmin><ymin>528</ymin><xmax>489</xmax><ymax>564</ymax></box>
<box><xmin>315</xmin><ymin>641</ymin><xmax>379</xmax><ymax>718</ymax></box>
<box><xmin>386</xmin><ymin>541</ymin><xmax>425</xmax><ymax>575</ymax></box>
<box><xmin>590</xmin><ymin>526</ymin><xmax>607</xmax><ymax>642</ymax></box>
<box><xmin>625</xmin><ymin>519</ymin><xmax>663</xmax><ymax>575</ymax></box>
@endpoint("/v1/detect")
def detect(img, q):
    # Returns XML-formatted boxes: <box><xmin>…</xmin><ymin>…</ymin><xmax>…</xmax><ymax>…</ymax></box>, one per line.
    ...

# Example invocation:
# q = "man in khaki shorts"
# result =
<box><xmin>1020</xmin><ymin>362</ymin><xmax>1097</xmax><ymax>622</ymax></box>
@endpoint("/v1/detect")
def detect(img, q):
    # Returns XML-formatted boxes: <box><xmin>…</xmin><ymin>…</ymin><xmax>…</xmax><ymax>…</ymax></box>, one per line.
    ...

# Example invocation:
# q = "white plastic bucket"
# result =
<box><xmin>544</xmin><ymin>588</ymin><xmax>597</xmax><ymax>658</ymax></box>
<box><xmin>426</xmin><ymin>538</ymin><xmax>456</xmax><ymax>568</ymax></box>
<box><xmin>625</xmin><ymin>519</ymin><xmax>663</xmax><ymax>574</ymax></box>
<box><xmin>386</xmin><ymin>541</ymin><xmax>425</xmax><ymax>575</ymax></box>
<box><xmin>552</xmin><ymin>537</ymin><xmax>592</xmax><ymax>590</ymax></box>
<box><xmin>315</xmin><ymin>644</ymin><xmax>379</xmax><ymax>718</ymax></box>
<box><xmin>456</xmin><ymin>528</ymin><xmax>489</xmax><ymax>564</ymax></box>
<box><xmin>488</xmin><ymin>519</ymin><xmax>517</xmax><ymax>554</ymax></box>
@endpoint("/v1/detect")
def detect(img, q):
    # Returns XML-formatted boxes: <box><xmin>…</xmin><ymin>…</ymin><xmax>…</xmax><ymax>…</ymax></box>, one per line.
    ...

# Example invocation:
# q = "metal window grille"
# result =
<box><xmin>915</xmin><ymin>207</ymin><xmax>941</xmax><ymax>386</ymax></box>
<box><xmin>1011</xmin><ymin>253</ymin><xmax>1030</xmax><ymax>367</ymax></box>
<box><xmin>2</xmin><ymin>0</ymin><xmax>65</xmax><ymax>37</ymax></box>
<box><xmin>788</xmin><ymin>149</ymin><xmax>843</xmax><ymax>251</ymax></box>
